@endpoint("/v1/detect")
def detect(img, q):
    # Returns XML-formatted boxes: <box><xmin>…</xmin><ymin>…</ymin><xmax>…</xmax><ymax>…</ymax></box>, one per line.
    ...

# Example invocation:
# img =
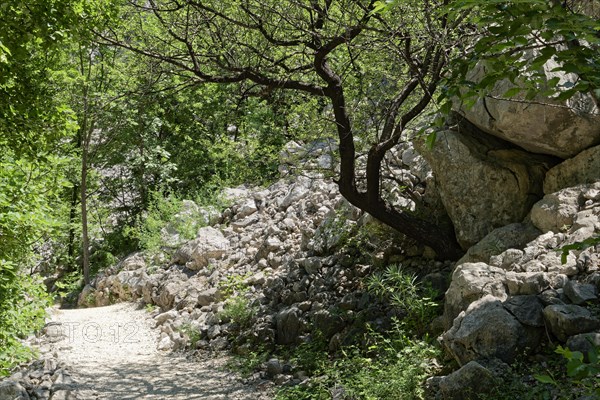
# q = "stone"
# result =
<box><xmin>443</xmin><ymin>263</ymin><xmax>507</xmax><ymax>328</ymax></box>
<box><xmin>111</xmin><ymin>269</ymin><xmax>149</xmax><ymax>301</ymax></box>
<box><xmin>275</xmin><ymin>307</ymin><xmax>302</xmax><ymax>345</ymax></box>
<box><xmin>0</xmin><ymin>380</ymin><xmax>29</xmax><ymax>400</ymax></box>
<box><xmin>236</xmin><ymin>199</ymin><xmax>258</xmax><ymax>219</ymax></box>
<box><xmin>265</xmin><ymin>359</ymin><xmax>283</xmax><ymax>378</ymax></box>
<box><xmin>172</xmin><ymin>227</ymin><xmax>229</xmax><ymax>270</ymax></box>
<box><xmin>415</xmin><ymin>128</ymin><xmax>551</xmax><ymax>248</ymax></box>
<box><xmin>197</xmin><ymin>288</ymin><xmax>223</xmax><ymax>307</ymax></box>
<box><xmin>543</xmin><ymin>304</ymin><xmax>600</xmax><ymax>342</ymax></box>
<box><xmin>438</xmin><ymin>361</ymin><xmax>497</xmax><ymax>400</ymax></box>
<box><xmin>456</xmin><ymin>60</ymin><xmax>600</xmax><ymax>158</ymax></box>
<box><xmin>312</xmin><ymin>309</ymin><xmax>345</xmax><ymax>339</ymax></box>
<box><xmin>458</xmin><ymin>223</ymin><xmax>541</xmax><ymax>265</ymax></box>
<box><xmin>544</xmin><ymin>146</ymin><xmax>600</xmax><ymax>194</ymax></box>
<box><xmin>564</xmin><ymin>281</ymin><xmax>598</xmax><ymax>305</ymax></box>
<box><xmin>441</xmin><ymin>296</ymin><xmax>542</xmax><ymax>365</ymax></box>
<box><xmin>279</xmin><ymin>177</ymin><xmax>311</xmax><ymax>210</ymax></box>
<box><xmin>530</xmin><ymin>188</ymin><xmax>581</xmax><ymax>233</ymax></box>
<box><xmin>119</xmin><ymin>252</ymin><xmax>146</xmax><ymax>271</ymax></box>
<box><xmin>503</xmin><ymin>295</ymin><xmax>545</xmax><ymax>327</ymax></box>
<box><xmin>566</xmin><ymin>333</ymin><xmax>600</xmax><ymax>362</ymax></box>
<box><xmin>49</xmin><ymin>389</ymin><xmax>78</xmax><ymax>400</ymax></box>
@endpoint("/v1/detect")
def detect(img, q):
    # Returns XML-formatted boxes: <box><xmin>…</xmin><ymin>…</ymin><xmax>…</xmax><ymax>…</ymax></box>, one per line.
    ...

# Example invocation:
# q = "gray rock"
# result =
<box><xmin>504</xmin><ymin>295</ymin><xmax>545</xmax><ymax>327</ymax></box>
<box><xmin>119</xmin><ymin>252</ymin><xmax>146</xmax><ymax>271</ymax></box>
<box><xmin>530</xmin><ymin>188</ymin><xmax>581</xmax><ymax>233</ymax></box>
<box><xmin>443</xmin><ymin>263</ymin><xmax>507</xmax><ymax>329</ymax></box>
<box><xmin>312</xmin><ymin>309</ymin><xmax>345</xmax><ymax>339</ymax></box>
<box><xmin>564</xmin><ymin>281</ymin><xmax>598</xmax><ymax>305</ymax></box>
<box><xmin>438</xmin><ymin>361</ymin><xmax>497</xmax><ymax>400</ymax></box>
<box><xmin>197</xmin><ymin>288</ymin><xmax>222</xmax><ymax>307</ymax></box>
<box><xmin>543</xmin><ymin>304</ymin><xmax>600</xmax><ymax>342</ymax></box>
<box><xmin>415</xmin><ymin>128</ymin><xmax>550</xmax><ymax>248</ymax></box>
<box><xmin>276</xmin><ymin>307</ymin><xmax>302</xmax><ymax>345</ymax></box>
<box><xmin>457</xmin><ymin>60</ymin><xmax>600</xmax><ymax>158</ymax></box>
<box><xmin>544</xmin><ymin>146</ymin><xmax>600</xmax><ymax>194</ymax></box>
<box><xmin>441</xmin><ymin>296</ymin><xmax>542</xmax><ymax>365</ymax></box>
<box><xmin>265</xmin><ymin>359</ymin><xmax>283</xmax><ymax>378</ymax></box>
<box><xmin>172</xmin><ymin>227</ymin><xmax>229</xmax><ymax>270</ymax></box>
<box><xmin>0</xmin><ymin>380</ymin><xmax>30</xmax><ymax>400</ymax></box>
<box><xmin>566</xmin><ymin>333</ymin><xmax>600</xmax><ymax>362</ymax></box>
<box><xmin>458</xmin><ymin>223</ymin><xmax>540</xmax><ymax>265</ymax></box>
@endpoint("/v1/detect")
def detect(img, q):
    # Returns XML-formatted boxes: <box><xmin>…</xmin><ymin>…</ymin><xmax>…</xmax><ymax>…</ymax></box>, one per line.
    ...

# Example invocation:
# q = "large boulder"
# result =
<box><xmin>543</xmin><ymin>304</ymin><xmax>600</xmax><ymax>342</ymax></box>
<box><xmin>444</xmin><ymin>263</ymin><xmax>507</xmax><ymax>328</ymax></box>
<box><xmin>416</xmin><ymin>128</ymin><xmax>553</xmax><ymax>248</ymax></box>
<box><xmin>544</xmin><ymin>145</ymin><xmax>600</xmax><ymax>194</ymax></box>
<box><xmin>456</xmin><ymin>61</ymin><xmax>600</xmax><ymax>158</ymax></box>
<box><xmin>172</xmin><ymin>227</ymin><xmax>230</xmax><ymax>270</ymax></box>
<box><xmin>440</xmin><ymin>296</ymin><xmax>542</xmax><ymax>365</ymax></box>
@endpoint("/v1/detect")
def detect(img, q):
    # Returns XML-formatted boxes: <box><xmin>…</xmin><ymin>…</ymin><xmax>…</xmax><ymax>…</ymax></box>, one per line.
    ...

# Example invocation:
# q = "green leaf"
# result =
<box><xmin>502</xmin><ymin>87</ymin><xmax>521</xmax><ymax>98</ymax></box>
<box><xmin>534</xmin><ymin>374</ymin><xmax>556</xmax><ymax>385</ymax></box>
<box><xmin>426</xmin><ymin>132</ymin><xmax>437</xmax><ymax>149</ymax></box>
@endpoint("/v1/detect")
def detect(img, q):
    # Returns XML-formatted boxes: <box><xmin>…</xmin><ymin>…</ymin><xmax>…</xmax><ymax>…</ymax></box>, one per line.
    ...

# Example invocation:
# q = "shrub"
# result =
<box><xmin>0</xmin><ymin>271</ymin><xmax>52</xmax><ymax>376</ymax></box>
<box><xmin>218</xmin><ymin>296</ymin><xmax>257</xmax><ymax>329</ymax></box>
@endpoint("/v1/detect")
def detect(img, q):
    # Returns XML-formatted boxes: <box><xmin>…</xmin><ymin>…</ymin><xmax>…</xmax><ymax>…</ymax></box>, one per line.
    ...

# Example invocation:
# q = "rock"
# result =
<box><xmin>77</xmin><ymin>285</ymin><xmax>96</xmax><ymax>308</ymax></box>
<box><xmin>154</xmin><ymin>276</ymin><xmax>187</xmax><ymax>310</ymax></box>
<box><xmin>456</xmin><ymin>60</ymin><xmax>600</xmax><ymax>158</ymax></box>
<box><xmin>265</xmin><ymin>359</ymin><xmax>283</xmax><ymax>378</ymax></box>
<box><xmin>157</xmin><ymin>334</ymin><xmax>174</xmax><ymax>351</ymax></box>
<box><xmin>197</xmin><ymin>288</ymin><xmax>223</xmax><ymax>307</ymax></box>
<box><xmin>530</xmin><ymin>188</ymin><xmax>581</xmax><ymax>233</ymax></box>
<box><xmin>458</xmin><ymin>223</ymin><xmax>541</xmax><ymax>265</ymax></box>
<box><xmin>504</xmin><ymin>272</ymin><xmax>567</xmax><ymax>296</ymax></box>
<box><xmin>154</xmin><ymin>310</ymin><xmax>178</xmax><ymax>326</ymax></box>
<box><xmin>172</xmin><ymin>227</ymin><xmax>229</xmax><ymax>270</ymax></box>
<box><xmin>543</xmin><ymin>304</ymin><xmax>600</xmax><ymax>342</ymax></box>
<box><xmin>49</xmin><ymin>389</ymin><xmax>78</xmax><ymax>400</ymax></box>
<box><xmin>441</xmin><ymin>296</ymin><xmax>542</xmax><ymax>365</ymax></box>
<box><xmin>443</xmin><ymin>263</ymin><xmax>507</xmax><ymax>328</ymax></box>
<box><xmin>544</xmin><ymin>146</ymin><xmax>600</xmax><ymax>194</ymax></box>
<box><xmin>566</xmin><ymin>333</ymin><xmax>600</xmax><ymax>362</ymax></box>
<box><xmin>416</xmin><ymin>128</ymin><xmax>551</xmax><ymax>248</ymax></box>
<box><xmin>111</xmin><ymin>269</ymin><xmax>149</xmax><ymax>301</ymax></box>
<box><xmin>280</xmin><ymin>177</ymin><xmax>311</xmax><ymax>210</ymax></box>
<box><xmin>503</xmin><ymin>295</ymin><xmax>544</xmax><ymax>327</ymax></box>
<box><xmin>0</xmin><ymin>380</ymin><xmax>30</xmax><ymax>400</ymax></box>
<box><xmin>275</xmin><ymin>307</ymin><xmax>302</xmax><ymax>345</ymax></box>
<box><xmin>564</xmin><ymin>281</ymin><xmax>598</xmax><ymax>305</ymax></box>
<box><xmin>312</xmin><ymin>309</ymin><xmax>345</xmax><ymax>339</ymax></box>
<box><xmin>236</xmin><ymin>199</ymin><xmax>258</xmax><ymax>219</ymax></box>
<box><xmin>438</xmin><ymin>361</ymin><xmax>497</xmax><ymax>400</ymax></box>
<box><xmin>119</xmin><ymin>252</ymin><xmax>146</xmax><ymax>271</ymax></box>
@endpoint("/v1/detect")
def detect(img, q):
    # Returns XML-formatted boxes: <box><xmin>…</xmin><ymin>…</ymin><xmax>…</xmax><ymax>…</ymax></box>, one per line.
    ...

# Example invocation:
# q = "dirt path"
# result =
<box><xmin>46</xmin><ymin>303</ymin><xmax>272</xmax><ymax>399</ymax></box>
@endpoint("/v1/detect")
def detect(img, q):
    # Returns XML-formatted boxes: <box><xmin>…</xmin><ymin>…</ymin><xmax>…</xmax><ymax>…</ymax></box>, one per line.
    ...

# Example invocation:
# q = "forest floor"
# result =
<box><xmin>44</xmin><ymin>303</ymin><xmax>273</xmax><ymax>399</ymax></box>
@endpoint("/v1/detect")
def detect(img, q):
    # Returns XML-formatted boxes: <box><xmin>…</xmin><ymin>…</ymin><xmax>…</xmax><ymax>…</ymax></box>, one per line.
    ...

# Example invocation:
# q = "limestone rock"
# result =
<box><xmin>457</xmin><ymin>61</ymin><xmax>600</xmax><ymax>158</ymax></box>
<box><xmin>564</xmin><ymin>280</ymin><xmax>598</xmax><ymax>305</ymax></box>
<box><xmin>438</xmin><ymin>361</ymin><xmax>497</xmax><ymax>400</ymax></box>
<box><xmin>441</xmin><ymin>296</ymin><xmax>542</xmax><ymax>365</ymax></box>
<box><xmin>503</xmin><ymin>295</ymin><xmax>545</xmax><ymax>327</ymax></box>
<box><xmin>416</xmin><ymin>128</ymin><xmax>551</xmax><ymax>248</ymax></box>
<box><xmin>0</xmin><ymin>380</ymin><xmax>29</xmax><ymax>400</ymax></box>
<box><xmin>172</xmin><ymin>227</ymin><xmax>229</xmax><ymax>270</ymax></box>
<box><xmin>566</xmin><ymin>333</ymin><xmax>600</xmax><ymax>362</ymax></box>
<box><xmin>530</xmin><ymin>188</ymin><xmax>581</xmax><ymax>233</ymax></box>
<box><xmin>458</xmin><ymin>223</ymin><xmax>541</xmax><ymax>265</ymax></box>
<box><xmin>544</xmin><ymin>145</ymin><xmax>600</xmax><ymax>194</ymax></box>
<box><xmin>543</xmin><ymin>304</ymin><xmax>600</xmax><ymax>342</ymax></box>
<box><xmin>276</xmin><ymin>307</ymin><xmax>302</xmax><ymax>345</ymax></box>
<box><xmin>443</xmin><ymin>263</ymin><xmax>507</xmax><ymax>328</ymax></box>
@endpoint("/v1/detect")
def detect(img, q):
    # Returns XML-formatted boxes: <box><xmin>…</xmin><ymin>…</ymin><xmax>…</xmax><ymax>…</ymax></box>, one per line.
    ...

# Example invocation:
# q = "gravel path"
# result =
<box><xmin>46</xmin><ymin>303</ymin><xmax>272</xmax><ymax>399</ymax></box>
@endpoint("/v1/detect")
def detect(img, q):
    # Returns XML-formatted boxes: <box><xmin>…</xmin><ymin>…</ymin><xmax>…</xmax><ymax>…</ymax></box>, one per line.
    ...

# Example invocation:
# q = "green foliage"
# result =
<box><xmin>125</xmin><ymin>191</ymin><xmax>201</xmax><ymax>252</ymax></box>
<box><xmin>276</xmin><ymin>323</ymin><xmax>440</xmax><ymax>400</ymax></box>
<box><xmin>535</xmin><ymin>345</ymin><xmax>600</xmax><ymax>398</ymax></box>
<box><xmin>218</xmin><ymin>273</ymin><xmax>252</xmax><ymax>299</ymax></box>
<box><xmin>0</xmin><ymin>273</ymin><xmax>52</xmax><ymax>376</ymax></box>
<box><xmin>366</xmin><ymin>265</ymin><xmax>440</xmax><ymax>335</ymax></box>
<box><xmin>177</xmin><ymin>323</ymin><xmax>202</xmax><ymax>349</ymax></box>
<box><xmin>558</xmin><ymin>236</ymin><xmax>600</xmax><ymax>264</ymax></box>
<box><xmin>218</xmin><ymin>296</ymin><xmax>257</xmax><ymax>330</ymax></box>
<box><xmin>442</xmin><ymin>0</ymin><xmax>600</xmax><ymax>108</ymax></box>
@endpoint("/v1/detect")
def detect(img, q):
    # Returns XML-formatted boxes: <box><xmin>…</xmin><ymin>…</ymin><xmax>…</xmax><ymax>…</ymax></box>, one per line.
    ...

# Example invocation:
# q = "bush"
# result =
<box><xmin>218</xmin><ymin>296</ymin><xmax>257</xmax><ymax>329</ymax></box>
<box><xmin>0</xmin><ymin>270</ymin><xmax>52</xmax><ymax>376</ymax></box>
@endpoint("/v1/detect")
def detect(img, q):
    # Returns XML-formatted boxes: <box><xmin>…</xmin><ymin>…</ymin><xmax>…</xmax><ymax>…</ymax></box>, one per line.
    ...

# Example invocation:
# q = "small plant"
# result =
<box><xmin>177</xmin><ymin>323</ymin><xmax>202</xmax><ymax>349</ymax></box>
<box><xmin>144</xmin><ymin>303</ymin><xmax>157</xmax><ymax>313</ymax></box>
<box><xmin>535</xmin><ymin>344</ymin><xmax>600</xmax><ymax>397</ymax></box>
<box><xmin>366</xmin><ymin>264</ymin><xmax>440</xmax><ymax>335</ymax></box>
<box><xmin>218</xmin><ymin>273</ymin><xmax>252</xmax><ymax>299</ymax></box>
<box><xmin>218</xmin><ymin>296</ymin><xmax>257</xmax><ymax>329</ymax></box>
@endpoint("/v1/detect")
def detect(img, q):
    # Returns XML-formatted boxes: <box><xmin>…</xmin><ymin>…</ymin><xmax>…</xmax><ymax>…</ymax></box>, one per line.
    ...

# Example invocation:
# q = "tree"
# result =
<box><xmin>98</xmin><ymin>0</ymin><xmax>472</xmax><ymax>260</ymax></box>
